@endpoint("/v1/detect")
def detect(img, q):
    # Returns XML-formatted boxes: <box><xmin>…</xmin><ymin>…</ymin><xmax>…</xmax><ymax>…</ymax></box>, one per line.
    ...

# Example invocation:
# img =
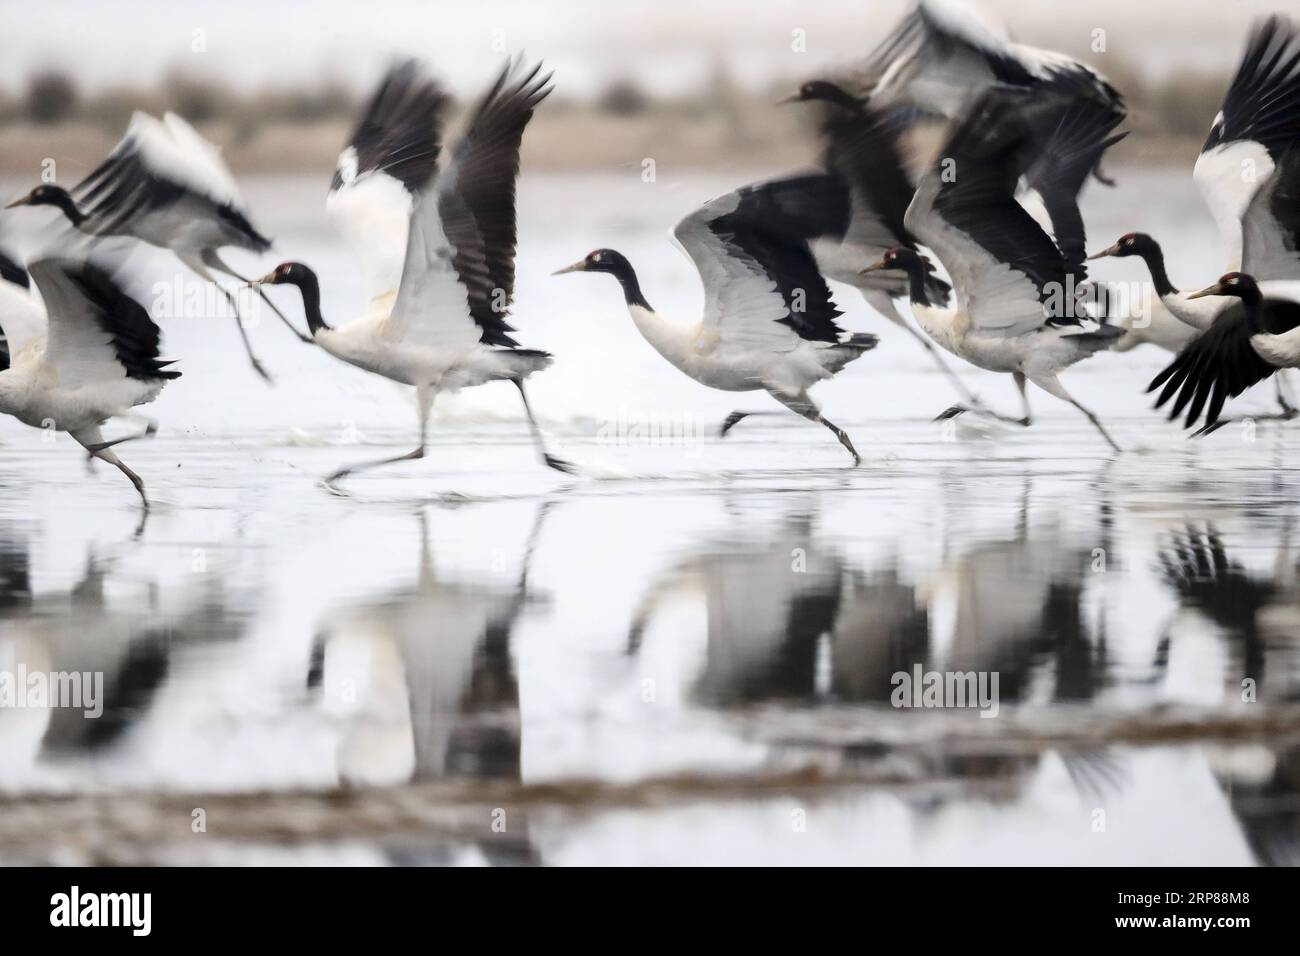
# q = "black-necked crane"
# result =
<box><xmin>1148</xmin><ymin>273</ymin><xmax>1300</xmax><ymax>433</ymax></box>
<box><xmin>862</xmin><ymin>89</ymin><xmax>1126</xmax><ymax>453</ymax></box>
<box><xmin>0</xmin><ymin>258</ymin><xmax>180</xmax><ymax>508</ymax></box>
<box><xmin>776</xmin><ymin>80</ymin><xmax>1023</xmax><ymax>420</ymax></box>
<box><xmin>253</xmin><ymin>57</ymin><xmax>574</xmax><ymax>484</ymax></box>
<box><xmin>552</xmin><ymin>178</ymin><xmax>879</xmax><ymax>465</ymax></box>
<box><xmin>1090</xmin><ymin>15</ymin><xmax>1300</xmax><ymax>421</ymax></box>
<box><xmin>850</xmin><ymin>0</ymin><xmax>1123</xmax><ymax>179</ymax></box>
<box><xmin>5</xmin><ymin>111</ymin><xmax>299</xmax><ymax>383</ymax></box>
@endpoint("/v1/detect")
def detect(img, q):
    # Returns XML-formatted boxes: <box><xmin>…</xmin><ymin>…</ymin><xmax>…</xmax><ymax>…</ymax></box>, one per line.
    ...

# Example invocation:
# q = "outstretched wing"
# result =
<box><xmin>0</xmin><ymin>250</ymin><xmax>45</xmax><ymax>367</ymax></box>
<box><xmin>384</xmin><ymin>58</ymin><xmax>550</xmax><ymax>353</ymax></box>
<box><xmin>1020</xmin><ymin>75</ymin><xmax>1128</xmax><ymax>267</ymax></box>
<box><xmin>814</xmin><ymin>101</ymin><xmax>950</xmax><ymax>304</ymax></box>
<box><xmin>1242</xmin><ymin>145</ymin><xmax>1300</xmax><ymax>282</ymax></box>
<box><xmin>74</xmin><ymin>112</ymin><xmax>268</xmax><ymax>252</ymax></box>
<box><xmin>906</xmin><ymin>90</ymin><xmax>1068</xmax><ymax>336</ymax></box>
<box><xmin>673</xmin><ymin>177</ymin><xmax>846</xmax><ymax>354</ymax></box>
<box><xmin>862</xmin><ymin>0</ymin><xmax>1120</xmax><ymax>119</ymax></box>
<box><xmin>432</xmin><ymin>56</ymin><xmax>552</xmax><ymax>347</ymax></box>
<box><xmin>1196</xmin><ymin>15</ymin><xmax>1300</xmax><ymax>271</ymax></box>
<box><xmin>327</xmin><ymin>60</ymin><xmax>450</xmax><ymax>314</ymax></box>
<box><xmin>28</xmin><ymin>259</ymin><xmax>180</xmax><ymax>386</ymax></box>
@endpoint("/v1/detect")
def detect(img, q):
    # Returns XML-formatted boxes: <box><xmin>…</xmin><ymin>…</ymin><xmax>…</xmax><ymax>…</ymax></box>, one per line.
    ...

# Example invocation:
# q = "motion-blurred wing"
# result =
<box><xmin>906</xmin><ymin>90</ymin><xmax>1064</xmax><ymax>336</ymax></box>
<box><xmin>433</xmin><ymin>56</ymin><xmax>552</xmax><ymax>348</ymax></box>
<box><xmin>74</xmin><ymin>112</ymin><xmax>268</xmax><ymax>251</ymax></box>
<box><xmin>328</xmin><ymin>60</ymin><xmax>450</xmax><ymax>315</ymax></box>
<box><xmin>28</xmin><ymin>260</ymin><xmax>180</xmax><ymax>386</ymax></box>
<box><xmin>1196</xmin><ymin>15</ymin><xmax>1300</xmax><ymax>272</ymax></box>
<box><xmin>673</xmin><ymin>177</ymin><xmax>846</xmax><ymax>354</ymax></box>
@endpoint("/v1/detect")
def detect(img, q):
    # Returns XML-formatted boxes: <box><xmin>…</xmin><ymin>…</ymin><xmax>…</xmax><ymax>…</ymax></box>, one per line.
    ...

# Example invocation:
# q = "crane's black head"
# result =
<box><xmin>255</xmin><ymin>261</ymin><xmax>317</xmax><ymax>288</ymax></box>
<box><xmin>1187</xmin><ymin>272</ymin><xmax>1260</xmax><ymax>303</ymax></box>
<box><xmin>5</xmin><ymin>184</ymin><xmax>83</xmax><ymax>224</ymax></box>
<box><xmin>1088</xmin><ymin>232</ymin><xmax>1160</xmax><ymax>261</ymax></box>
<box><xmin>251</xmin><ymin>261</ymin><xmax>328</xmax><ymax>335</ymax></box>
<box><xmin>862</xmin><ymin>247</ymin><xmax>925</xmax><ymax>276</ymax></box>
<box><xmin>779</xmin><ymin>80</ymin><xmax>862</xmax><ymax>110</ymax></box>
<box><xmin>552</xmin><ymin>249</ymin><xmax>650</xmax><ymax>309</ymax></box>
<box><xmin>862</xmin><ymin>247</ymin><xmax>933</xmax><ymax>306</ymax></box>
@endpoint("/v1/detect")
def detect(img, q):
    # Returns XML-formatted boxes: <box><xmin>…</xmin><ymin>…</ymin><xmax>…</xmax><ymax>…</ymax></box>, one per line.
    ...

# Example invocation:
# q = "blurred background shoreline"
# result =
<box><xmin>0</xmin><ymin>69</ymin><xmax>1225</xmax><ymax>177</ymax></box>
<box><xmin>0</xmin><ymin>0</ymin><xmax>1269</xmax><ymax>177</ymax></box>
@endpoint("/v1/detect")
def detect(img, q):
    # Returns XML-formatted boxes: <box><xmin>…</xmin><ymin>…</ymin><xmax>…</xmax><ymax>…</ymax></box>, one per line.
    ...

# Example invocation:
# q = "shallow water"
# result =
<box><xmin>1</xmin><ymin>168</ymin><xmax>1299</xmax><ymax>865</ymax></box>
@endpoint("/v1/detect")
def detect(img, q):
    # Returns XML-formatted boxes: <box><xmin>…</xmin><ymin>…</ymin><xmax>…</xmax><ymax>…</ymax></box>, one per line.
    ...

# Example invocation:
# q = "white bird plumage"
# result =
<box><xmin>256</xmin><ymin>56</ymin><xmax>574</xmax><ymax>484</ymax></box>
<box><xmin>868</xmin><ymin>87</ymin><xmax>1127</xmax><ymax>452</ymax></box>
<box><xmin>5</xmin><ymin>110</ymin><xmax>298</xmax><ymax>382</ymax></box>
<box><xmin>554</xmin><ymin>177</ymin><xmax>879</xmax><ymax>464</ymax></box>
<box><xmin>0</xmin><ymin>258</ymin><xmax>180</xmax><ymax>507</ymax></box>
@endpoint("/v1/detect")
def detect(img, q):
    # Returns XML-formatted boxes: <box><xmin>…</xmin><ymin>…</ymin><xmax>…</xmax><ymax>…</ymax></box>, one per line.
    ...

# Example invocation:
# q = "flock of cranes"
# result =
<box><xmin>2</xmin><ymin>0</ymin><xmax>1300</xmax><ymax>509</ymax></box>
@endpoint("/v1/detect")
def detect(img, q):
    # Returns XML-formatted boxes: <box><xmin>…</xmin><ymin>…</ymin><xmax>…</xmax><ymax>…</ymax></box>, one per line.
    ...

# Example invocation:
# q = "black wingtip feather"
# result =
<box><xmin>63</xmin><ymin>263</ymin><xmax>181</xmax><ymax>382</ymax></box>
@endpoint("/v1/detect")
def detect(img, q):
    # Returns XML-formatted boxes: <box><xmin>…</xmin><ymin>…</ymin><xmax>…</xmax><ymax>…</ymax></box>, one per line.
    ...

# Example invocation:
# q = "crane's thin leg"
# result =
<box><xmin>71</xmin><ymin>426</ymin><xmax>150</xmax><ymax>509</ymax></box>
<box><xmin>933</xmin><ymin>373</ymin><xmax>1033</xmax><ymax>427</ymax></box>
<box><xmin>1275</xmin><ymin>370</ymin><xmax>1298</xmax><ymax>417</ymax></box>
<box><xmin>1013</xmin><ymin>372</ymin><xmax>1032</xmax><ymax>426</ymax></box>
<box><xmin>83</xmin><ymin>416</ymin><xmax>157</xmax><ymax>454</ymax></box>
<box><xmin>773</xmin><ymin>390</ymin><xmax>861</xmax><ymax>465</ymax></box>
<box><xmin>1030</xmin><ymin>373</ymin><xmax>1121</xmax><ymax>455</ymax></box>
<box><xmin>203</xmin><ymin>250</ymin><xmax>313</xmax><ymax>343</ymax></box>
<box><xmin>324</xmin><ymin>386</ymin><xmax>433</xmax><ymax>486</ymax></box>
<box><xmin>719</xmin><ymin>410</ymin><xmax>782</xmax><ymax>437</ymax></box>
<box><xmin>514</xmin><ymin>379</ymin><xmax>575</xmax><ymax>475</ymax></box>
<box><xmin>933</xmin><ymin>372</ymin><xmax>1033</xmax><ymax>426</ymax></box>
<box><xmin>179</xmin><ymin>252</ymin><xmax>275</xmax><ymax>385</ymax></box>
<box><xmin>863</xmin><ymin>289</ymin><xmax>1018</xmax><ymax>422</ymax></box>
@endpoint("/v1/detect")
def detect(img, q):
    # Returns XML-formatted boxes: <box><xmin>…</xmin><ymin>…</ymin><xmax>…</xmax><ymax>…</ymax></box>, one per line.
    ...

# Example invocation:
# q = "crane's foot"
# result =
<box><xmin>543</xmin><ymin>454</ymin><xmax>577</xmax><ymax>475</ymax></box>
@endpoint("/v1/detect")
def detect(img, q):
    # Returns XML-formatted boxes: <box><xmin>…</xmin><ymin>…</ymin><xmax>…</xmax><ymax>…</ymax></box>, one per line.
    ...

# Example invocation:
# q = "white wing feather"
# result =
<box><xmin>1194</xmin><ymin>139</ymin><xmax>1274</xmax><ymax>272</ymax></box>
<box><xmin>381</xmin><ymin>186</ymin><xmax>481</xmax><ymax>355</ymax></box>
<box><xmin>27</xmin><ymin>262</ymin><xmax>129</xmax><ymax>384</ymax></box>
<box><xmin>671</xmin><ymin>197</ymin><xmax>802</xmax><ymax>355</ymax></box>
<box><xmin>124</xmin><ymin>112</ymin><xmax>243</xmax><ymax>209</ymax></box>
<box><xmin>904</xmin><ymin>176</ymin><xmax>1045</xmax><ymax>336</ymax></box>
<box><xmin>0</xmin><ymin>279</ymin><xmax>48</xmax><ymax>361</ymax></box>
<box><xmin>326</xmin><ymin>171</ymin><xmax>413</xmax><ymax>318</ymax></box>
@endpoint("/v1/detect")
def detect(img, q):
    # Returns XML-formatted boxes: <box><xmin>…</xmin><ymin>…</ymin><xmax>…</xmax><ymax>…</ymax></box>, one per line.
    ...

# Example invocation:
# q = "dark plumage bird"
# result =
<box><xmin>5</xmin><ymin>112</ymin><xmax>299</xmax><ymax>382</ymax></box>
<box><xmin>1090</xmin><ymin>15</ymin><xmax>1300</xmax><ymax>421</ymax></box>
<box><xmin>254</xmin><ymin>56</ymin><xmax>573</xmax><ymax>485</ymax></box>
<box><xmin>0</xmin><ymin>259</ymin><xmax>180</xmax><ymax>507</ymax></box>
<box><xmin>1148</xmin><ymin>273</ymin><xmax>1300</xmax><ymax>434</ymax></box>
<box><xmin>862</xmin><ymin>87</ymin><xmax>1126</xmax><ymax>452</ymax></box>
<box><xmin>843</xmin><ymin>0</ymin><xmax>1123</xmax><ymax>179</ymax></box>
<box><xmin>553</xmin><ymin>175</ymin><xmax>879</xmax><ymax>465</ymax></box>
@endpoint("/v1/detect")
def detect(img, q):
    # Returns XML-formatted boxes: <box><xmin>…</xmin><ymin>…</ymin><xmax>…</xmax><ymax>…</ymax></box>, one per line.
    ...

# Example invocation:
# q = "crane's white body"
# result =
<box><xmin>622</xmin><ymin>303</ymin><xmax>860</xmax><ymax>396</ymax></box>
<box><xmin>0</xmin><ymin>277</ymin><xmax>162</xmax><ymax>434</ymax></box>
<box><xmin>869</xmin><ymin>0</ymin><xmax>1117</xmax><ymax>118</ymax></box>
<box><xmin>1246</xmin><ymin>282</ymin><xmax>1300</xmax><ymax>367</ymax></box>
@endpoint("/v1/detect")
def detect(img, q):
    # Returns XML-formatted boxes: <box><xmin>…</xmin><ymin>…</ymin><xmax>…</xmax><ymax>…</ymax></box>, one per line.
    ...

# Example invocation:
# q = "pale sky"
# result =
<box><xmin>0</xmin><ymin>0</ymin><xmax>1278</xmax><ymax>97</ymax></box>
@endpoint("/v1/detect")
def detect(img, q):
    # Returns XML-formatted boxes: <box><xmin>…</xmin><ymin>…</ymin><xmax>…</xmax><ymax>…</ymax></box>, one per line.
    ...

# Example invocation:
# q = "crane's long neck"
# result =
<box><xmin>49</xmin><ymin>190</ymin><xmax>87</xmax><ymax>228</ymax></box>
<box><xmin>606</xmin><ymin>258</ymin><xmax>652</xmax><ymax>312</ymax></box>
<box><xmin>902</xmin><ymin>263</ymin><xmax>933</xmax><ymax>309</ymax></box>
<box><xmin>896</xmin><ymin>257</ymin><xmax>962</xmax><ymax>349</ymax></box>
<box><xmin>1238</xmin><ymin>289</ymin><xmax>1264</xmax><ymax>333</ymax></box>
<box><xmin>1135</xmin><ymin>243</ymin><xmax>1177</xmax><ymax>298</ymax></box>
<box><xmin>602</xmin><ymin>259</ymin><xmax>695</xmax><ymax>367</ymax></box>
<box><xmin>282</xmin><ymin>270</ymin><xmax>330</xmax><ymax>335</ymax></box>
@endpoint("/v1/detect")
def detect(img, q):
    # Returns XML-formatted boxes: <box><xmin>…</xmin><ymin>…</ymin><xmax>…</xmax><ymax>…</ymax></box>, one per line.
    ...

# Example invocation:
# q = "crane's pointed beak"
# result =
<box><xmin>1186</xmin><ymin>282</ymin><xmax>1225</xmax><ymax>300</ymax></box>
<box><xmin>246</xmin><ymin>271</ymin><xmax>276</xmax><ymax>288</ymax></box>
<box><xmin>774</xmin><ymin>91</ymin><xmax>802</xmax><ymax>106</ymax></box>
<box><xmin>551</xmin><ymin>260</ymin><xmax>586</xmax><ymax>276</ymax></box>
<box><xmin>1086</xmin><ymin>244</ymin><xmax>1121</xmax><ymax>260</ymax></box>
<box><xmin>859</xmin><ymin>259</ymin><xmax>888</xmax><ymax>275</ymax></box>
<box><xmin>4</xmin><ymin>195</ymin><xmax>31</xmax><ymax>209</ymax></box>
